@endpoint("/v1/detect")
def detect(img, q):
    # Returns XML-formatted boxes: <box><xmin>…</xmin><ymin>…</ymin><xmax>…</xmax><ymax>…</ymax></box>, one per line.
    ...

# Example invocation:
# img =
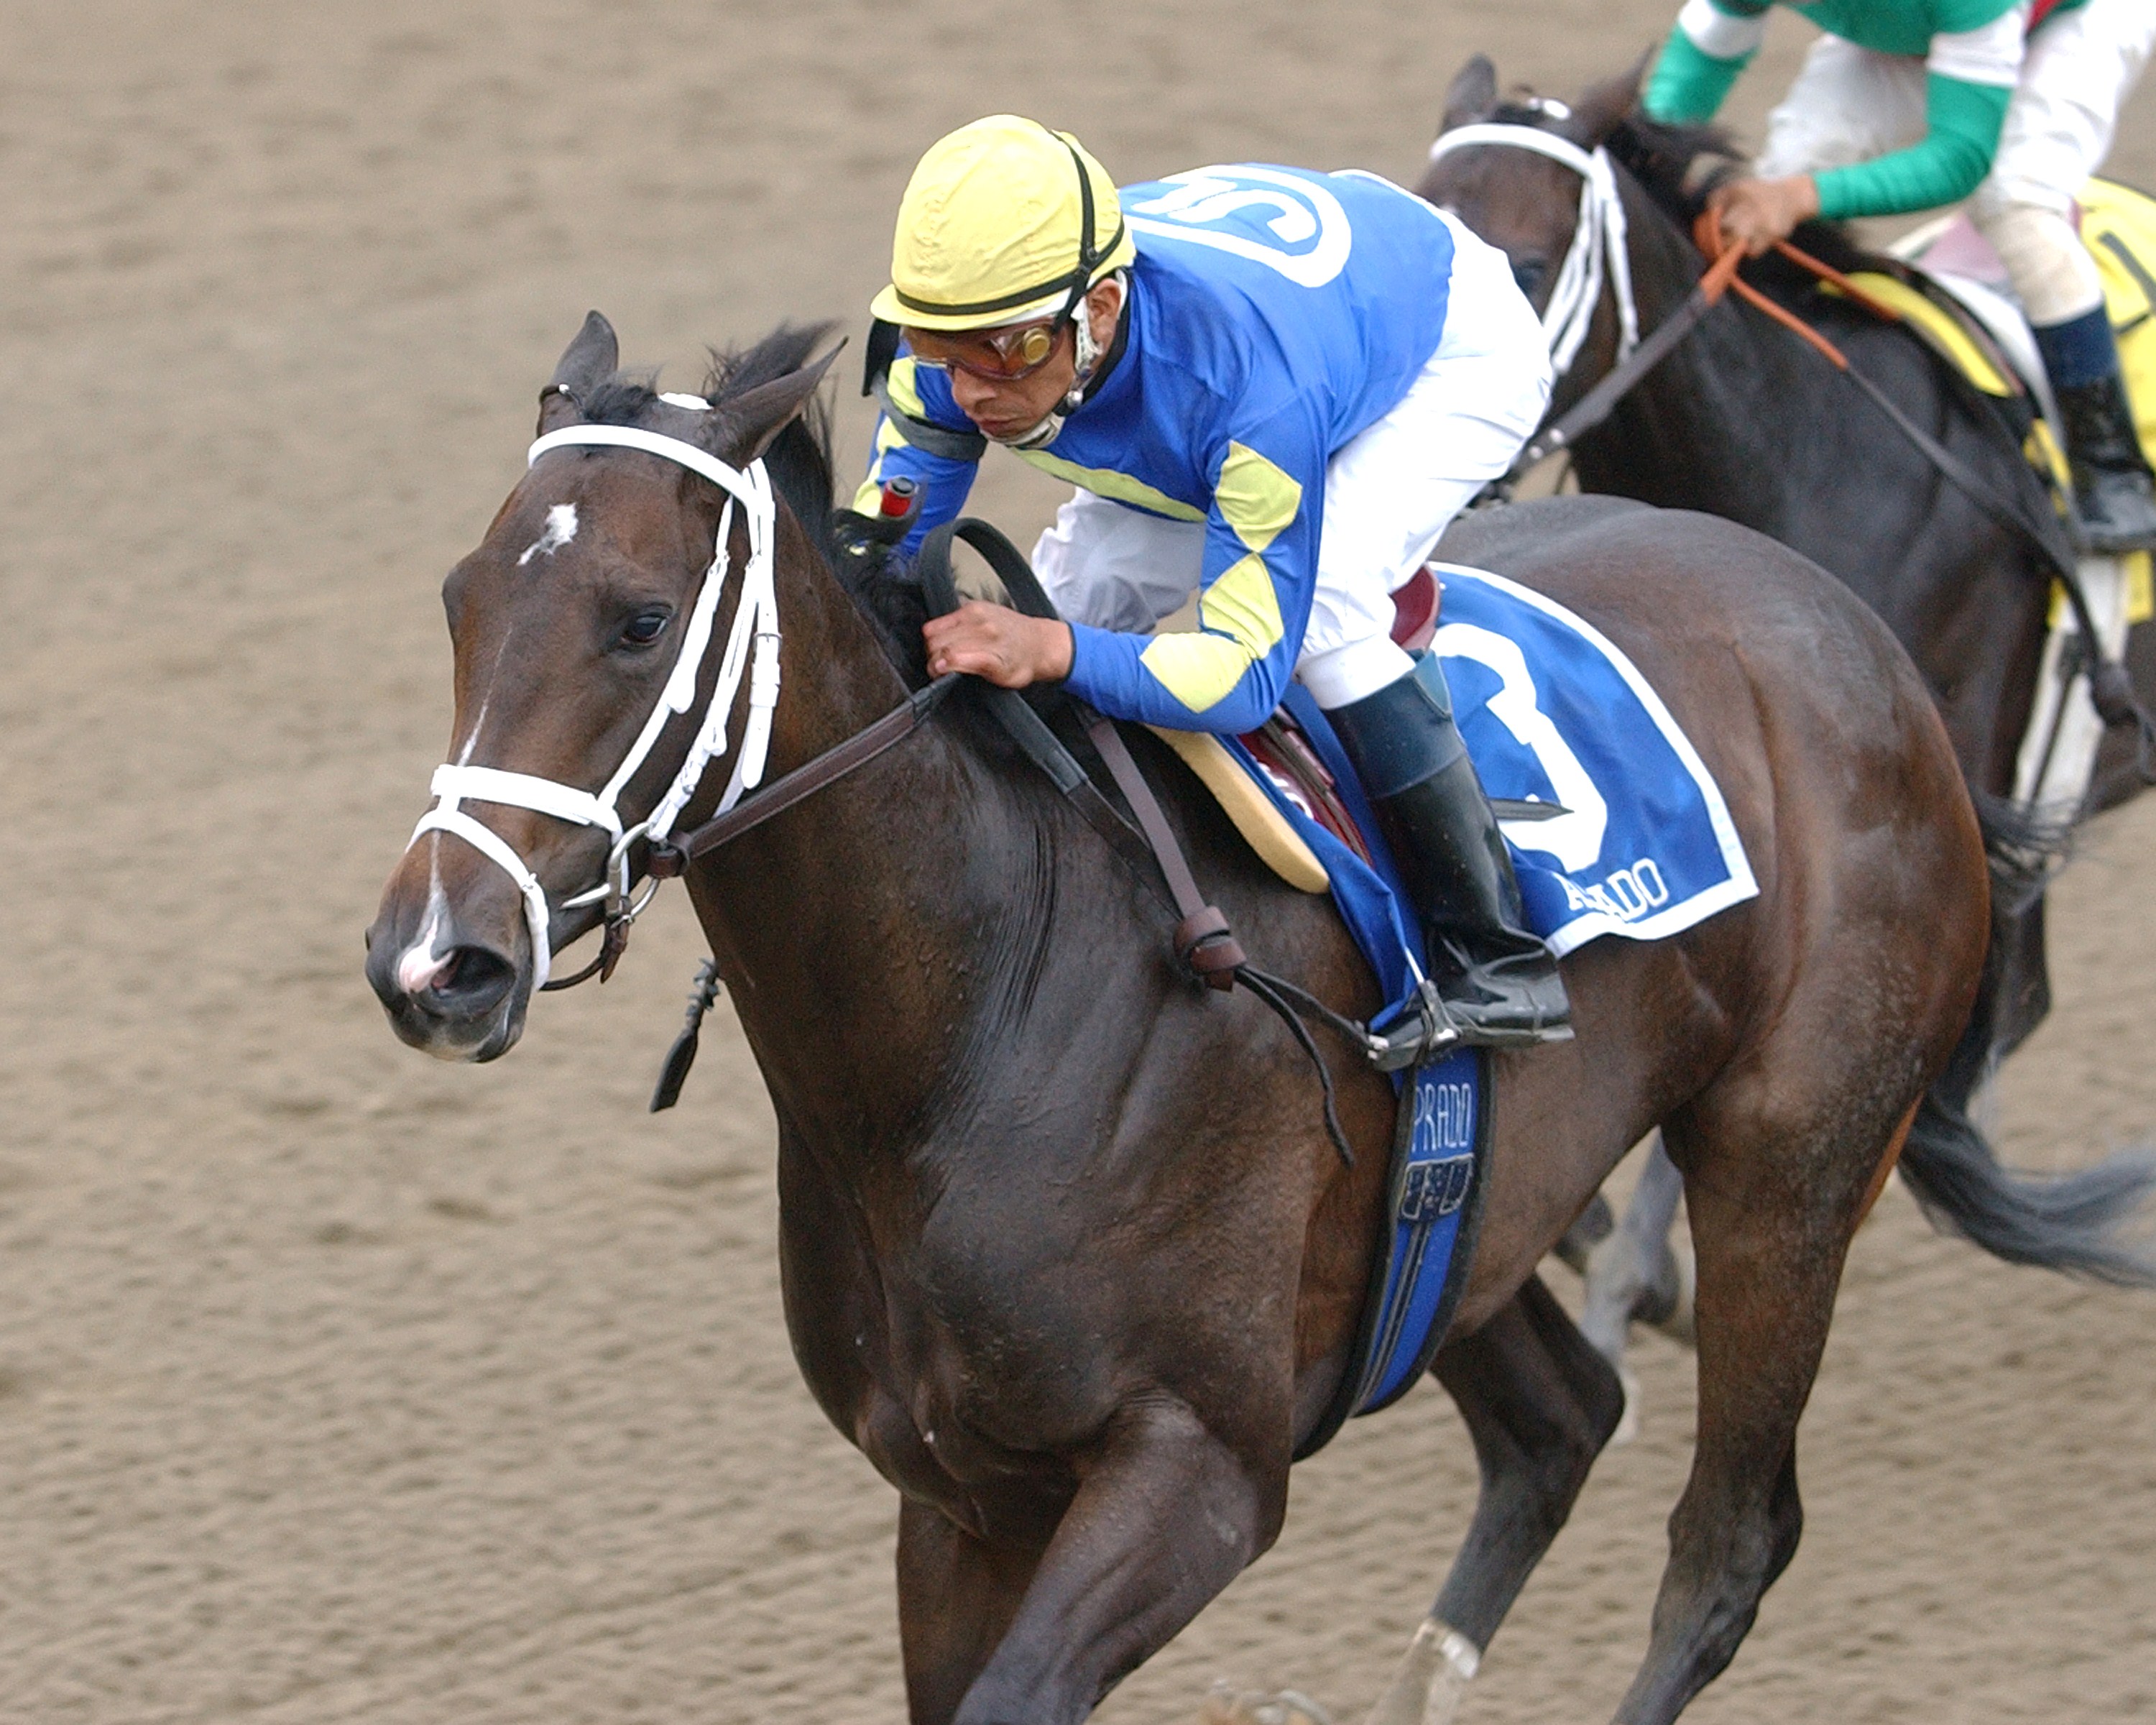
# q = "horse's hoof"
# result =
<box><xmin>1202</xmin><ymin>1680</ymin><xmax>1333</xmax><ymax>1725</ymax></box>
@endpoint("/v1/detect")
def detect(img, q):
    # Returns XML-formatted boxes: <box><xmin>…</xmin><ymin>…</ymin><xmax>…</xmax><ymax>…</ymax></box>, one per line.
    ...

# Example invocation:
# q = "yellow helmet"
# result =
<box><xmin>870</xmin><ymin>116</ymin><xmax>1135</xmax><ymax>331</ymax></box>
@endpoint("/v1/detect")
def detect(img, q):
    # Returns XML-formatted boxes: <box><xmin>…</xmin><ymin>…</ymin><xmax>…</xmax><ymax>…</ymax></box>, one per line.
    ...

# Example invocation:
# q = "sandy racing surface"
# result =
<box><xmin>5</xmin><ymin>2</ymin><xmax>2155</xmax><ymax>1720</ymax></box>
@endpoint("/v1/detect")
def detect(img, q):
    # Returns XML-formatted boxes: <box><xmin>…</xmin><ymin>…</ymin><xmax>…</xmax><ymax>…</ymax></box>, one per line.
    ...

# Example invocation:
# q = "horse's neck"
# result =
<box><xmin>679</xmin><ymin>525</ymin><xmax>1069</xmax><ymax>1156</ymax></box>
<box><xmin>1570</xmin><ymin>178</ymin><xmax>2047</xmax><ymax>793</ymax></box>
<box><xmin>1571</xmin><ymin>183</ymin><xmax>1835</xmax><ymax>528</ymax></box>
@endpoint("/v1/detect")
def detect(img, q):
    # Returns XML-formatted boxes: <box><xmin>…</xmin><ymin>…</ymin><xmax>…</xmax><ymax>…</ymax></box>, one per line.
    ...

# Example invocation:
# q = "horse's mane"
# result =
<box><xmin>1486</xmin><ymin>99</ymin><xmax>1870</xmax><ymax>285</ymax></box>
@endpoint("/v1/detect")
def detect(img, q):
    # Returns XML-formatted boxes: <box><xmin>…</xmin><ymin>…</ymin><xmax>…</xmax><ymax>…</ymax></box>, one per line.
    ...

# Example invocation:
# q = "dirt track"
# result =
<box><xmin>4</xmin><ymin>4</ymin><xmax>2154</xmax><ymax>1721</ymax></box>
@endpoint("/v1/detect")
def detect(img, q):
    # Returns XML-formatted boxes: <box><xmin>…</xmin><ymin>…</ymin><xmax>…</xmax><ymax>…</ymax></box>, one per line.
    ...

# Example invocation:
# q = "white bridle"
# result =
<box><xmin>405</xmin><ymin>420</ymin><xmax>780</xmax><ymax>990</ymax></box>
<box><xmin>1427</xmin><ymin>121</ymin><xmax>1640</xmax><ymax>376</ymax></box>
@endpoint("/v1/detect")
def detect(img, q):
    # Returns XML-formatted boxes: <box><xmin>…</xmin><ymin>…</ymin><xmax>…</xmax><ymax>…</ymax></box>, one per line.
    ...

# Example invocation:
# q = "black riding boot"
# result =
<box><xmin>1327</xmin><ymin>658</ymin><xmax>1572</xmax><ymax>1048</ymax></box>
<box><xmin>2054</xmin><ymin>372</ymin><xmax>2156</xmax><ymax>554</ymax></box>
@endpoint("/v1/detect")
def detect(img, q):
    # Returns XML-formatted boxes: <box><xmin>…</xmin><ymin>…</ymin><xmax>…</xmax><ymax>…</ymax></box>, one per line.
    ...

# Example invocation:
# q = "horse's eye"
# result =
<box><xmin>1511</xmin><ymin>258</ymin><xmax>1549</xmax><ymax>300</ymax></box>
<box><xmin>618</xmin><ymin>607</ymin><xmax>671</xmax><ymax>648</ymax></box>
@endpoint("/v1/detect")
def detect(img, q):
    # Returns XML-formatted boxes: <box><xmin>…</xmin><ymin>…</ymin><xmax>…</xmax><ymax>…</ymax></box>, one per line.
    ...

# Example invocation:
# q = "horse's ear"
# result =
<box><xmin>539</xmin><ymin>310</ymin><xmax>619</xmax><ymax>432</ymax></box>
<box><xmin>714</xmin><ymin>345</ymin><xmax>842</xmax><ymax>462</ymax></box>
<box><xmin>1560</xmin><ymin>49</ymin><xmax>1652</xmax><ymax>150</ymax></box>
<box><xmin>1440</xmin><ymin>54</ymin><xmax>1500</xmax><ymax>133</ymax></box>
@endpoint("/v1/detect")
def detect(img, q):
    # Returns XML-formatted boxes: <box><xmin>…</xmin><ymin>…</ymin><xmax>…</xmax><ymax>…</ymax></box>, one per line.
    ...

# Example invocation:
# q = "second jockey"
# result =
<box><xmin>1645</xmin><ymin>0</ymin><xmax>2156</xmax><ymax>552</ymax></box>
<box><xmin>855</xmin><ymin>116</ymin><xmax>1569</xmax><ymax>1047</ymax></box>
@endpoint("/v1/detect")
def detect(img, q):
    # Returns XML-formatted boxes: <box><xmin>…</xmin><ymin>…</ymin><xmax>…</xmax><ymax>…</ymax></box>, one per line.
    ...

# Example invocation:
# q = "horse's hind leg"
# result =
<box><xmin>1608</xmin><ymin>1090</ymin><xmax>1895</xmax><ymax>1725</ymax></box>
<box><xmin>1578</xmin><ymin>1136</ymin><xmax>1694</xmax><ymax>1437</ymax></box>
<box><xmin>1365</xmin><ymin>1275</ymin><xmax>1623</xmax><ymax>1725</ymax></box>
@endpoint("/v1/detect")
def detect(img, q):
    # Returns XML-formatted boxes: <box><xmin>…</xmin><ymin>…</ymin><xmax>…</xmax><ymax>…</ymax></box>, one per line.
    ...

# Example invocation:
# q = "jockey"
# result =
<box><xmin>1644</xmin><ymin>0</ymin><xmax>2156</xmax><ymax>552</ymax></box>
<box><xmin>855</xmin><ymin>116</ymin><xmax>1569</xmax><ymax>1046</ymax></box>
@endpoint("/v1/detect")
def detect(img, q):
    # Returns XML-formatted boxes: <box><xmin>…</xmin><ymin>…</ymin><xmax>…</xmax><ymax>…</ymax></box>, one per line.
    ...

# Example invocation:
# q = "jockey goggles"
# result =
<box><xmin>870</xmin><ymin>115</ymin><xmax>1135</xmax><ymax>334</ymax></box>
<box><xmin>904</xmin><ymin>317</ymin><xmax>1068</xmax><ymax>381</ymax></box>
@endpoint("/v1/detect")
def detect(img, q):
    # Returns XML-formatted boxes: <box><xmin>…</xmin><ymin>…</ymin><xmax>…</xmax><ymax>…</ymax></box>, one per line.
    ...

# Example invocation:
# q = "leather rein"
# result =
<box><xmin>655</xmin><ymin>512</ymin><xmax>1406</xmax><ymax>1149</ymax></box>
<box><xmin>400</xmin><ymin>415</ymin><xmax>1411</xmax><ymax>1142</ymax></box>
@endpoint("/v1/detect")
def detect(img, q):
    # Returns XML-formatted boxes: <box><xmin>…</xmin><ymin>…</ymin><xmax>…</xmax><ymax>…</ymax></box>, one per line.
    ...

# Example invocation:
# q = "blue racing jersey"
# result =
<box><xmin>857</xmin><ymin>164</ymin><xmax>1460</xmax><ymax>733</ymax></box>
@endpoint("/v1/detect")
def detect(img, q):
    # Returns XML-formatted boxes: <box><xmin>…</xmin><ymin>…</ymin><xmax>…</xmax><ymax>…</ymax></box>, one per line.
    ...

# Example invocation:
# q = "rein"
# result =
<box><xmin>398</xmin><ymin>414</ymin><xmax>1400</xmax><ymax>1152</ymax></box>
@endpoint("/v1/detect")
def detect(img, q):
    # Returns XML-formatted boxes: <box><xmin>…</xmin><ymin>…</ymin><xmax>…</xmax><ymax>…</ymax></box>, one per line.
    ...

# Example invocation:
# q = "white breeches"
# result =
<box><xmin>1032</xmin><ymin>218</ymin><xmax>1549</xmax><ymax>711</ymax></box>
<box><xmin>1754</xmin><ymin>0</ymin><xmax>2156</xmax><ymax>323</ymax></box>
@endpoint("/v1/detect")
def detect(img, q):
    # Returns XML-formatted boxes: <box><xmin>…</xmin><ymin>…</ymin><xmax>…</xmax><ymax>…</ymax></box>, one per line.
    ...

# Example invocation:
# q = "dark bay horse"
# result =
<box><xmin>1421</xmin><ymin>59</ymin><xmax>2156</xmax><ymax>1352</ymax></box>
<box><xmin>1422</xmin><ymin>55</ymin><xmax>2155</xmax><ymax>827</ymax></box>
<box><xmin>367</xmin><ymin>316</ymin><xmax>2097</xmax><ymax>1723</ymax></box>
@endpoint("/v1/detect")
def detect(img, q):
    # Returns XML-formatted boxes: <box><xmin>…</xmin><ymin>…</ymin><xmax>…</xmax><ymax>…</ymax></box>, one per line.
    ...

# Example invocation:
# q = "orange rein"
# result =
<box><xmin>1690</xmin><ymin>209</ymin><xmax>1905</xmax><ymax>372</ymax></box>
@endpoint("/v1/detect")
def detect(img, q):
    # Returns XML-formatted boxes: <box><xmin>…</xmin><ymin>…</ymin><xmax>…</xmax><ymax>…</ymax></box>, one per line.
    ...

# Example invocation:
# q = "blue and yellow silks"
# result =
<box><xmin>860</xmin><ymin>165</ymin><xmax>1459</xmax><ymax>734</ymax></box>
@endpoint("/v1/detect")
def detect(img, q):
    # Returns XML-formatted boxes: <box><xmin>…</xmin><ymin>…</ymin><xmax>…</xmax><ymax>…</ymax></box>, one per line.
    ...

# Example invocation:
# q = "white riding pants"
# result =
<box><xmin>1754</xmin><ymin>0</ymin><xmax>2156</xmax><ymax>323</ymax></box>
<box><xmin>1032</xmin><ymin>214</ymin><xmax>1549</xmax><ymax>712</ymax></box>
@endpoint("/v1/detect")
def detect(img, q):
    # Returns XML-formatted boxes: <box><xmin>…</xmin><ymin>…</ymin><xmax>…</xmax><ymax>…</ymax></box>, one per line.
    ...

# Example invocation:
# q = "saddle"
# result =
<box><xmin>1150</xmin><ymin>564</ymin><xmax>1441</xmax><ymax>896</ymax></box>
<box><xmin>1869</xmin><ymin>183</ymin><xmax>2156</xmax><ymax>805</ymax></box>
<box><xmin>1892</xmin><ymin>177</ymin><xmax>2156</xmax><ymax>479</ymax></box>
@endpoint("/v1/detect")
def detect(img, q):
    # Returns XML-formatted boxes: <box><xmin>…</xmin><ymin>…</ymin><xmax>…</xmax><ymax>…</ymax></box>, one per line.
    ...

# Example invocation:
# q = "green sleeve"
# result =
<box><xmin>1643</xmin><ymin>24</ymin><xmax>1753</xmax><ymax>125</ymax></box>
<box><xmin>1812</xmin><ymin>73</ymin><xmax>2010</xmax><ymax>219</ymax></box>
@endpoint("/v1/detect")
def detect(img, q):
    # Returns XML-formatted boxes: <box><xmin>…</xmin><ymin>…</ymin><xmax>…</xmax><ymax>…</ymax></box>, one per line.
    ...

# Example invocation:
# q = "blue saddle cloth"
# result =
<box><xmin>1235</xmin><ymin>564</ymin><xmax>1756</xmax><ymax>1442</ymax></box>
<box><xmin>1234</xmin><ymin>564</ymin><xmax>1759</xmax><ymax>1026</ymax></box>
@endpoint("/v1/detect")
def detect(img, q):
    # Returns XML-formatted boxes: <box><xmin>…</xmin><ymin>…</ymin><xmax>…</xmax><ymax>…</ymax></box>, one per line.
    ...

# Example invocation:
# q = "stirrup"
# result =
<box><xmin>1366</xmin><ymin>978</ymin><xmax>1464</xmax><ymax>1072</ymax></box>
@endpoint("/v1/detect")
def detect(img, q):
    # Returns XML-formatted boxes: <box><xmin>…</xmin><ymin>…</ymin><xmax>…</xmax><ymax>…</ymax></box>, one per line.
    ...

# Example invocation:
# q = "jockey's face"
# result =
<box><xmin>926</xmin><ymin>321</ymin><xmax>1075</xmax><ymax>440</ymax></box>
<box><xmin>910</xmin><ymin>279</ymin><xmax>1123</xmax><ymax>443</ymax></box>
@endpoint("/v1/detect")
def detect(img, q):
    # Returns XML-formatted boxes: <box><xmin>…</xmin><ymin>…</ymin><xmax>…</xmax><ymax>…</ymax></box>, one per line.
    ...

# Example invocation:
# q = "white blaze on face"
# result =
<box><xmin>395</xmin><ymin>883</ymin><xmax>455</xmax><ymax>996</ymax></box>
<box><xmin>517</xmin><ymin>503</ymin><xmax>579</xmax><ymax>566</ymax></box>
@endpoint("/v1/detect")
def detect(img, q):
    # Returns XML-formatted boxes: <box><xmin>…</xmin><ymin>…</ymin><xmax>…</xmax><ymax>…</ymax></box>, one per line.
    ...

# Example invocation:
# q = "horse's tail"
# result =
<box><xmin>1970</xmin><ymin>788</ymin><xmax>2070</xmax><ymax>919</ymax></box>
<box><xmin>1894</xmin><ymin>784</ymin><xmax>2156</xmax><ymax>1284</ymax></box>
<box><xmin>1898</xmin><ymin>1006</ymin><xmax>2156</xmax><ymax>1287</ymax></box>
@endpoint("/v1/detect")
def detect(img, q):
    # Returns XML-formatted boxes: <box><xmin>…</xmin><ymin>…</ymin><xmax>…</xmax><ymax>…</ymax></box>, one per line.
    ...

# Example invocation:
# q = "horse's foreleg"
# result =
<box><xmin>946</xmin><ymin>1398</ymin><xmax>1278</xmax><ymax>1725</ymax></box>
<box><xmin>896</xmin><ymin>1500</ymin><xmax>1046</xmax><ymax>1725</ymax></box>
<box><xmin>1365</xmin><ymin>1274</ymin><xmax>1623</xmax><ymax>1725</ymax></box>
<box><xmin>1608</xmin><ymin>1106</ymin><xmax>1871</xmax><ymax>1725</ymax></box>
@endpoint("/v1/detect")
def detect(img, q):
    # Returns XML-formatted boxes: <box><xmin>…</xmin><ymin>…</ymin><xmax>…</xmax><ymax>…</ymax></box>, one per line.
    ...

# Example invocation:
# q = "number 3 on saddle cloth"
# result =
<box><xmin>1233</xmin><ymin>564</ymin><xmax>1759</xmax><ymax>1456</ymax></box>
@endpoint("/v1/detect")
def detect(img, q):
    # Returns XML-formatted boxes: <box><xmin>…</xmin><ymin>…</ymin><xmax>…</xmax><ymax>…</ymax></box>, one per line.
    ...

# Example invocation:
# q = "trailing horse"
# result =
<box><xmin>365</xmin><ymin>316</ymin><xmax>2140</xmax><ymax>1724</ymax></box>
<box><xmin>1422</xmin><ymin>60</ymin><xmax>2156</xmax><ymax>1343</ymax></box>
<box><xmin>1424</xmin><ymin>56</ymin><xmax>2155</xmax><ymax>816</ymax></box>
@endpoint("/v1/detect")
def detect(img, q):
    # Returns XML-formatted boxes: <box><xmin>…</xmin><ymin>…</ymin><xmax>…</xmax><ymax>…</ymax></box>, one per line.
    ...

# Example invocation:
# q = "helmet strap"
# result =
<box><xmin>1064</xmin><ymin>270</ymin><xmax>1126</xmax><ymax>410</ymax></box>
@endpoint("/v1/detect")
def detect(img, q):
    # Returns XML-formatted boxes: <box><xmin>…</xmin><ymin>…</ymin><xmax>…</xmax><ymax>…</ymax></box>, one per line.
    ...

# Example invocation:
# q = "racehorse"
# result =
<box><xmin>364</xmin><ymin>316</ymin><xmax>2137</xmax><ymax>1724</ymax></box>
<box><xmin>1422</xmin><ymin>55</ymin><xmax>2155</xmax><ymax>829</ymax></box>
<box><xmin>1421</xmin><ymin>58</ymin><xmax>2156</xmax><ymax>1354</ymax></box>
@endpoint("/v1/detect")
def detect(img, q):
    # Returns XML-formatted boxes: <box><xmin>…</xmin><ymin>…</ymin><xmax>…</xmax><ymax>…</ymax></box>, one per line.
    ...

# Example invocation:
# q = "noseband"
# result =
<box><xmin>404</xmin><ymin>422</ymin><xmax>781</xmax><ymax>990</ymax></box>
<box><xmin>1427</xmin><ymin>121</ymin><xmax>1640</xmax><ymax>374</ymax></box>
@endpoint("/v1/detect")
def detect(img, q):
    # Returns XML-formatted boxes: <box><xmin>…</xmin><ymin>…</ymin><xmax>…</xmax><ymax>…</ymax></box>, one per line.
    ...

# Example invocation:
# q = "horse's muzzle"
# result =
<box><xmin>364</xmin><ymin>893</ymin><xmax>532</xmax><ymax>1062</ymax></box>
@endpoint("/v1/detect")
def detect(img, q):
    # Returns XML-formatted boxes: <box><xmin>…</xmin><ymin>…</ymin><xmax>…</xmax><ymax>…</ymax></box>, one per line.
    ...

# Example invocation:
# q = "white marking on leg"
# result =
<box><xmin>1360</xmin><ymin>1617</ymin><xmax>1478</xmax><ymax>1725</ymax></box>
<box><xmin>516</xmin><ymin>503</ymin><xmax>579</xmax><ymax>566</ymax></box>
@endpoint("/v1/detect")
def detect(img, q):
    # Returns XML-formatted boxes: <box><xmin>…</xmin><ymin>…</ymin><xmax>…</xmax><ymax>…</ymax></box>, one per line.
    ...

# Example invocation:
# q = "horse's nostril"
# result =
<box><xmin>424</xmin><ymin>944</ymin><xmax>517</xmax><ymax>1014</ymax></box>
